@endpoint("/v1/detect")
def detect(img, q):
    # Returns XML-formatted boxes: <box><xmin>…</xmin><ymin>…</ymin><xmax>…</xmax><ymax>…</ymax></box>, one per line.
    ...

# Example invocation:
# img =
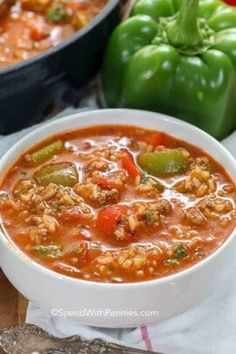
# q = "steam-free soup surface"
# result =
<box><xmin>0</xmin><ymin>125</ymin><xmax>235</xmax><ymax>283</ymax></box>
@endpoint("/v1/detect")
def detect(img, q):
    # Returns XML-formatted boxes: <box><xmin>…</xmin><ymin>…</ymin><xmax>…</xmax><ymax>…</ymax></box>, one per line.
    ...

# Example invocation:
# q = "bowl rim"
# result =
<box><xmin>0</xmin><ymin>108</ymin><xmax>235</xmax><ymax>289</ymax></box>
<box><xmin>0</xmin><ymin>0</ymin><xmax>120</xmax><ymax>76</ymax></box>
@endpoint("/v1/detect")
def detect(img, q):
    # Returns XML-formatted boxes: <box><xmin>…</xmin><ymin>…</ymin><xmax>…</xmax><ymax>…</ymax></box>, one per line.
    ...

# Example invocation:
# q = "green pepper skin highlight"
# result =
<box><xmin>102</xmin><ymin>0</ymin><xmax>236</xmax><ymax>139</ymax></box>
<box><xmin>138</xmin><ymin>150</ymin><xmax>189</xmax><ymax>177</ymax></box>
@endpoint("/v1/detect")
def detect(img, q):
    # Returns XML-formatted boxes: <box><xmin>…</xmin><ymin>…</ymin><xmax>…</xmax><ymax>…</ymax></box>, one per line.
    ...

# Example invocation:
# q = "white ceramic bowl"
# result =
<box><xmin>0</xmin><ymin>109</ymin><xmax>235</xmax><ymax>328</ymax></box>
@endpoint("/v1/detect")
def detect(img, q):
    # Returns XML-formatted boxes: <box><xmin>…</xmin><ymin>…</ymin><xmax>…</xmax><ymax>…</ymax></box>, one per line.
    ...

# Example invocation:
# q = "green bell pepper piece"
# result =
<box><xmin>25</xmin><ymin>140</ymin><xmax>64</xmax><ymax>166</ymax></box>
<box><xmin>138</xmin><ymin>150</ymin><xmax>189</xmax><ymax>177</ymax></box>
<box><xmin>33</xmin><ymin>245</ymin><xmax>62</xmax><ymax>259</ymax></box>
<box><xmin>34</xmin><ymin>162</ymin><xmax>78</xmax><ymax>187</ymax></box>
<box><xmin>102</xmin><ymin>0</ymin><xmax>236</xmax><ymax>139</ymax></box>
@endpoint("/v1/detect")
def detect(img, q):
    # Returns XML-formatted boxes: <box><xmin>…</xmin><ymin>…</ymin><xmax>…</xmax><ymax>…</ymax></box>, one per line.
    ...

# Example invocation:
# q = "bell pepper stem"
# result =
<box><xmin>167</xmin><ymin>0</ymin><xmax>202</xmax><ymax>47</ymax></box>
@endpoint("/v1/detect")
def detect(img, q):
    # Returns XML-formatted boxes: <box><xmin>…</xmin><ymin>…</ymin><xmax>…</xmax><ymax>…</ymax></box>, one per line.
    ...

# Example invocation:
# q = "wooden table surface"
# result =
<box><xmin>0</xmin><ymin>269</ymin><xmax>28</xmax><ymax>354</ymax></box>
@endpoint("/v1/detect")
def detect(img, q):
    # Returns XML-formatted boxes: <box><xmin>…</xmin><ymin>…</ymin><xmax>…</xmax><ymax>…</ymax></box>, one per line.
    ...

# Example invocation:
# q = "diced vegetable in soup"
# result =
<box><xmin>0</xmin><ymin>125</ymin><xmax>235</xmax><ymax>283</ymax></box>
<box><xmin>0</xmin><ymin>0</ymin><xmax>107</xmax><ymax>67</ymax></box>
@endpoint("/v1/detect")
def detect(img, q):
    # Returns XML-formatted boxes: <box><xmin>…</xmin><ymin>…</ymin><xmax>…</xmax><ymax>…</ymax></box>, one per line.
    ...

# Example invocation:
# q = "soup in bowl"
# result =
<box><xmin>0</xmin><ymin>109</ymin><xmax>235</xmax><ymax>327</ymax></box>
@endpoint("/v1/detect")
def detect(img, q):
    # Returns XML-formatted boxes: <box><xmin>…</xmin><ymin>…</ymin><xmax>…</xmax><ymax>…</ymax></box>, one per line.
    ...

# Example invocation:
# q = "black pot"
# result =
<box><xmin>0</xmin><ymin>0</ymin><xmax>120</xmax><ymax>134</ymax></box>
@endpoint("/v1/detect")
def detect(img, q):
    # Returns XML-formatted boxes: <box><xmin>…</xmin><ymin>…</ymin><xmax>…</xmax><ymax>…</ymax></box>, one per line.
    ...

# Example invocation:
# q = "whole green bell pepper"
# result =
<box><xmin>102</xmin><ymin>0</ymin><xmax>236</xmax><ymax>139</ymax></box>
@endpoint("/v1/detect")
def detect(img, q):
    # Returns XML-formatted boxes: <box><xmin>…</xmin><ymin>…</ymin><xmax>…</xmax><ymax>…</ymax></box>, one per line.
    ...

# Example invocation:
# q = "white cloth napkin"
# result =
<box><xmin>0</xmin><ymin>110</ymin><xmax>236</xmax><ymax>354</ymax></box>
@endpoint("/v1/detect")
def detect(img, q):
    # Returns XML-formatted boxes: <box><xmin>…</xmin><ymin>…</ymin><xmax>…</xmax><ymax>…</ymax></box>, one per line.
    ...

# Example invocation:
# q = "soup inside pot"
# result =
<box><xmin>0</xmin><ymin>0</ymin><xmax>107</xmax><ymax>67</ymax></box>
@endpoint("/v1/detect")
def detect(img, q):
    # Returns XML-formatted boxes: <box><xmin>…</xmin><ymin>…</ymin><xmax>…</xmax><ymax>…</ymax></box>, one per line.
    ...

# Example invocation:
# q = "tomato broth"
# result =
<box><xmin>0</xmin><ymin>125</ymin><xmax>235</xmax><ymax>283</ymax></box>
